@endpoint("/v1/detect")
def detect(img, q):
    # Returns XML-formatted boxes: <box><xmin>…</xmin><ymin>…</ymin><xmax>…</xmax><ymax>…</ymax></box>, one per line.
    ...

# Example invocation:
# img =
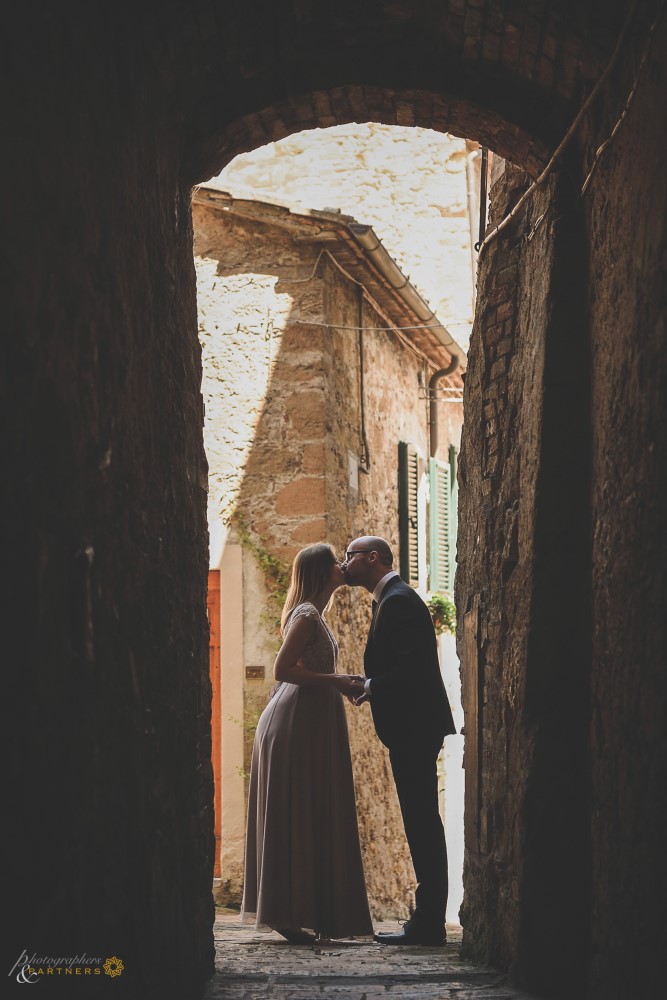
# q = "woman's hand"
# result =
<box><xmin>335</xmin><ymin>674</ymin><xmax>366</xmax><ymax>701</ymax></box>
<box><xmin>347</xmin><ymin>674</ymin><xmax>369</xmax><ymax>705</ymax></box>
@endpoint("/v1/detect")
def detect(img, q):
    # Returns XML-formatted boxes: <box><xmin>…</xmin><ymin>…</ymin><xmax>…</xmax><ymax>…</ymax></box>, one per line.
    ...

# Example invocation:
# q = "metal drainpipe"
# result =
<box><xmin>357</xmin><ymin>285</ymin><xmax>371</xmax><ymax>472</ymax></box>
<box><xmin>476</xmin><ymin>147</ymin><xmax>489</xmax><ymax>250</ymax></box>
<box><xmin>429</xmin><ymin>360</ymin><xmax>459</xmax><ymax>458</ymax></box>
<box><xmin>465</xmin><ymin>148</ymin><xmax>480</xmax><ymax>308</ymax></box>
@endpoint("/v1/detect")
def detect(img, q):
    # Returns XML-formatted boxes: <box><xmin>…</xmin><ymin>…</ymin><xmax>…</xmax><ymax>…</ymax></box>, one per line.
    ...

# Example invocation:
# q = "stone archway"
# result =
<box><xmin>177</xmin><ymin>0</ymin><xmax>628</xmax><ymax>185</ymax></box>
<box><xmin>189</xmin><ymin>86</ymin><xmax>549</xmax><ymax>183</ymax></box>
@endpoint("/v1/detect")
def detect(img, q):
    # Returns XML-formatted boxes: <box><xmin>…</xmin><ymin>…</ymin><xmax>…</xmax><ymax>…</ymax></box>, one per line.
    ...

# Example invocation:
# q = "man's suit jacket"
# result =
<box><xmin>364</xmin><ymin>576</ymin><xmax>456</xmax><ymax>751</ymax></box>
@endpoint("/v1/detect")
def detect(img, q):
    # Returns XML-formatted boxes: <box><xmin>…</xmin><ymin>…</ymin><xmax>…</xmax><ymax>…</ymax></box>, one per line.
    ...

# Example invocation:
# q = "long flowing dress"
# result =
<box><xmin>241</xmin><ymin>602</ymin><xmax>373</xmax><ymax>938</ymax></box>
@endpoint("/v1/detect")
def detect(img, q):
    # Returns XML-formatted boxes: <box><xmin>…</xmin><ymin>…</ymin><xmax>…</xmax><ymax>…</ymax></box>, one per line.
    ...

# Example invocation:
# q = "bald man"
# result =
<box><xmin>342</xmin><ymin>536</ymin><xmax>456</xmax><ymax>946</ymax></box>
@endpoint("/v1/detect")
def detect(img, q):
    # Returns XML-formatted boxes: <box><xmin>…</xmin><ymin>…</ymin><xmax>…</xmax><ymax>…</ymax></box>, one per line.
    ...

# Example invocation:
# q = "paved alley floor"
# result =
<box><xmin>204</xmin><ymin>910</ymin><xmax>539</xmax><ymax>999</ymax></box>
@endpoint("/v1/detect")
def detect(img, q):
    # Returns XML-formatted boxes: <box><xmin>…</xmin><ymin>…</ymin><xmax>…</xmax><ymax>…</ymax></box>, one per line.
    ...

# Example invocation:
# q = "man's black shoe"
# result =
<box><xmin>373</xmin><ymin>920</ymin><xmax>446</xmax><ymax>947</ymax></box>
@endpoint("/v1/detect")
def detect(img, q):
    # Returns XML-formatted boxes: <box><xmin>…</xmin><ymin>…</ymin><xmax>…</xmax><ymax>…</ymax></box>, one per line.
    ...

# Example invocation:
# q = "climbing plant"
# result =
<box><xmin>229</xmin><ymin>511</ymin><xmax>290</xmax><ymax>638</ymax></box>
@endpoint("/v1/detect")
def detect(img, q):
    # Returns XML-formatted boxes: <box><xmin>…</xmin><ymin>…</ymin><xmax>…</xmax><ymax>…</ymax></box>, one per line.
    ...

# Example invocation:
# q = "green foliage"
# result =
<box><xmin>229</xmin><ymin>511</ymin><xmax>290</xmax><ymax>638</ymax></box>
<box><xmin>427</xmin><ymin>592</ymin><xmax>457</xmax><ymax>636</ymax></box>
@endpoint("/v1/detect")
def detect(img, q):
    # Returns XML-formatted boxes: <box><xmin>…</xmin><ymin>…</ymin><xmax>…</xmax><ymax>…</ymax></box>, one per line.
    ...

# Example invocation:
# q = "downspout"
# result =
<box><xmin>357</xmin><ymin>285</ymin><xmax>371</xmax><ymax>472</ymax></box>
<box><xmin>476</xmin><ymin>147</ymin><xmax>489</xmax><ymax>250</ymax></box>
<box><xmin>429</xmin><ymin>360</ymin><xmax>459</xmax><ymax>458</ymax></box>
<box><xmin>465</xmin><ymin>147</ymin><xmax>480</xmax><ymax>307</ymax></box>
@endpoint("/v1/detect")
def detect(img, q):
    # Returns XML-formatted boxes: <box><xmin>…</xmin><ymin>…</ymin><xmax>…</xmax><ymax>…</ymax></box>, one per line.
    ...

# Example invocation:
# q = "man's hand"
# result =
<box><xmin>349</xmin><ymin>675</ymin><xmax>370</xmax><ymax>706</ymax></box>
<box><xmin>341</xmin><ymin>675</ymin><xmax>366</xmax><ymax>704</ymax></box>
<box><xmin>338</xmin><ymin>675</ymin><xmax>365</xmax><ymax>702</ymax></box>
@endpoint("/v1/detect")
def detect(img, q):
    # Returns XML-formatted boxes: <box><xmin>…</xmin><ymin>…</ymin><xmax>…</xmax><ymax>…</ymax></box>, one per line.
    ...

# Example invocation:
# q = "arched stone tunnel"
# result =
<box><xmin>3</xmin><ymin>2</ymin><xmax>665</xmax><ymax>998</ymax></box>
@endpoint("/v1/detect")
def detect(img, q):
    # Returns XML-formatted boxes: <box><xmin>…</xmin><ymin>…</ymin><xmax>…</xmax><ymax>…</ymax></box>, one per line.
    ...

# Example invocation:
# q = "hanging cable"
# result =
<box><xmin>476</xmin><ymin>0</ymin><xmax>648</xmax><ymax>255</ymax></box>
<box><xmin>581</xmin><ymin>1</ymin><xmax>665</xmax><ymax>194</ymax></box>
<box><xmin>292</xmin><ymin>318</ymin><xmax>446</xmax><ymax>333</ymax></box>
<box><xmin>357</xmin><ymin>285</ymin><xmax>371</xmax><ymax>473</ymax></box>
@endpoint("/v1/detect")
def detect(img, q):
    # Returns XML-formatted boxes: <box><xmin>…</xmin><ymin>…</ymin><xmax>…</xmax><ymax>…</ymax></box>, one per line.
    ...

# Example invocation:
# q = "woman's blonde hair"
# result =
<box><xmin>280</xmin><ymin>543</ymin><xmax>337</xmax><ymax>634</ymax></box>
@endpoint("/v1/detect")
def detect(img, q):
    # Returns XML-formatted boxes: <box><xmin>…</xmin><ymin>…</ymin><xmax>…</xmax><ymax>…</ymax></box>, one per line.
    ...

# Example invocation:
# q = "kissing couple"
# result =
<box><xmin>240</xmin><ymin>536</ymin><xmax>456</xmax><ymax>946</ymax></box>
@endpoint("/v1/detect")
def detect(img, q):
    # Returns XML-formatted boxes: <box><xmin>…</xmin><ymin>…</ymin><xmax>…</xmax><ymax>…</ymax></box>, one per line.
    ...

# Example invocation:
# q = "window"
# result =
<box><xmin>398</xmin><ymin>442</ymin><xmax>420</xmax><ymax>587</ymax></box>
<box><xmin>399</xmin><ymin>441</ymin><xmax>457</xmax><ymax>592</ymax></box>
<box><xmin>428</xmin><ymin>446</ymin><xmax>458</xmax><ymax>593</ymax></box>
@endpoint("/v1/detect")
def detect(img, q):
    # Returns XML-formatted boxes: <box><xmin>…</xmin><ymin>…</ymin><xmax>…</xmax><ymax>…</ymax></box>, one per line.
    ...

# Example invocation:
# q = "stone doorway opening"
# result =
<box><xmin>195</xmin><ymin>123</ymin><xmax>483</xmax><ymax>932</ymax></box>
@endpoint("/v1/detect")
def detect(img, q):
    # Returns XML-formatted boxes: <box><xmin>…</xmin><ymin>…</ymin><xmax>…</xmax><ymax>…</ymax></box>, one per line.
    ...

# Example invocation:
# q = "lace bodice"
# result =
<box><xmin>285</xmin><ymin>602</ymin><xmax>338</xmax><ymax>675</ymax></box>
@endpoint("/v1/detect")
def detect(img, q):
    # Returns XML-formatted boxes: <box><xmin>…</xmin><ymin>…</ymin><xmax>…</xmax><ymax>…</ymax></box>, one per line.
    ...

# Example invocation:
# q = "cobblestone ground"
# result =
<box><xmin>204</xmin><ymin>911</ymin><xmax>539</xmax><ymax>999</ymax></box>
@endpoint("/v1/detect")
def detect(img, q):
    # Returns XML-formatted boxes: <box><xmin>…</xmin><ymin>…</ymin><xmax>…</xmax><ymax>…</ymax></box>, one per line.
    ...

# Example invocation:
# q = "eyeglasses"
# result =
<box><xmin>344</xmin><ymin>549</ymin><xmax>377</xmax><ymax>560</ymax></box>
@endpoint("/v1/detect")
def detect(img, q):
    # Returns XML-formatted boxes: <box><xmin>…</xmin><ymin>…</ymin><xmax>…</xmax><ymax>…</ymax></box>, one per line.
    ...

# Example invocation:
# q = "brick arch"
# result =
<box><xmin>181</xmin><ymin>0</ymin><xmax>632</xmax><ymax>183</ymax></box>
<box><xmin>191</xmin><ymin>86</ymin><xmax>549</xmax><ymax>184</ymax></box>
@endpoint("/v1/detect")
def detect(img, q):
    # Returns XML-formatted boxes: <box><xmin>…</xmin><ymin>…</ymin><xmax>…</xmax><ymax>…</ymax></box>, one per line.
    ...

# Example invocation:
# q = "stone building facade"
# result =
<box><xmin>193</xmin><ymin>187</ymin><xmax>465</xmax><ymax>919</ymax></box>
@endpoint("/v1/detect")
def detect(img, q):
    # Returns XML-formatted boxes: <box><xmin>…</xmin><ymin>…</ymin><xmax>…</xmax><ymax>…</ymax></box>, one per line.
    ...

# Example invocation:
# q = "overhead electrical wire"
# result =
<box><xmin>477</xmin><ymin>0</ymin><xmax>663</xmax><ymax>253</ymax></box>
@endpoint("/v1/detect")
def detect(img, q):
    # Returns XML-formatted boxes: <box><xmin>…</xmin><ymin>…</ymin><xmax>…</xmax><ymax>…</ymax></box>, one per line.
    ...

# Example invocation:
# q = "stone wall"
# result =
<box><xmin>456</xmin><ymin>162</ymin><xmax>561</xmax><ymax>979</ymax></box>
<box><xmin>583</xmin><ymin>19</ymin><xmax>667</xmax><ymax>999</ymax></box>
<box><xmin>458</xmin><ymin>154</ymin><xmax>596</xmax><ymax>993</ymax></box>
<box><xmin>457</xmin><ymin>18</ymin><xmax>667</xmax><ymax>998</ymax></box>
<box><xmin>3</xmin><ymin>11</ymin><xmax>214</xmax><ymax>999</ymax></box>
<box><xmin>195</xmin><ymin>207</ymin><xmax>319</xmax><ymax>546</ymax></box>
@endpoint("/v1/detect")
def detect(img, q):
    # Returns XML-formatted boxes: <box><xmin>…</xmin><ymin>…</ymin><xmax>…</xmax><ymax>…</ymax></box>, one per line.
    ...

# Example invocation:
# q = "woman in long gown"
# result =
<box><xmin>241</xmin><ymin>542</ymin><xmax>373</xmax><ymax>943</ymax></box>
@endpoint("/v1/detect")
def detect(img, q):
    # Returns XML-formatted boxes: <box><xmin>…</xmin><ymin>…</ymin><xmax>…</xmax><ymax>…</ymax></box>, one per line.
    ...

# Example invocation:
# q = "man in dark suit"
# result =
<box><xmin>343</xmin><ymin>535</ymin><xmax>456</xmax><ymax>946</ymax></box>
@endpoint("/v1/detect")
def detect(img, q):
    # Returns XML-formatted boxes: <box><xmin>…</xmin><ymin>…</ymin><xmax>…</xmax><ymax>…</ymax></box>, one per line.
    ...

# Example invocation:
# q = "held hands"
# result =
<box><xmin>336</xmin><ymin>674</ymin><xmax>367</xmax><ymax>704</ymax></box>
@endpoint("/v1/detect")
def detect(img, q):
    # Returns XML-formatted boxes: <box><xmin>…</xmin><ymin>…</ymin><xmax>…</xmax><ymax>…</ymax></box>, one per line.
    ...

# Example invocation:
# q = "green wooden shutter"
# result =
<box><xmin>429</xmin><ymin>456</ymin><xmax>452</xmax><ymax>592</ymax></box>
<box><xmin>398</xmin><ymin>442</ymin><xmax>420</xmax><ymax>587</ymax></box>
<box><xmin>449</xmin><ymin>445</ymin><xmax>458</xmax><ymax>589</ymax></box>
